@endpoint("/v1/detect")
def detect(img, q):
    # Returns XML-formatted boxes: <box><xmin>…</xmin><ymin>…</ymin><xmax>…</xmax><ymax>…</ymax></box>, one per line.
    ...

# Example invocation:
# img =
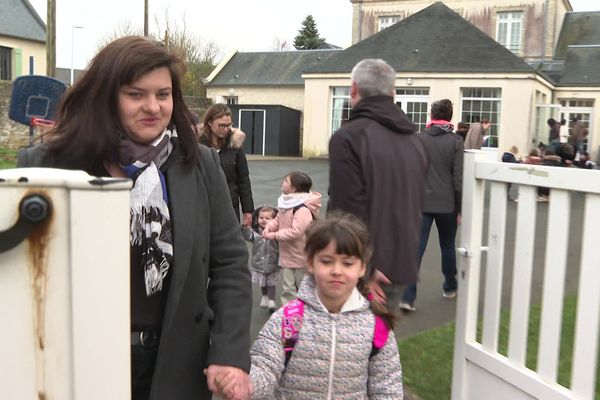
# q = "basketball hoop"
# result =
<box><xmin>31</xmin><ymin>118</ymin><xmax>57</xmax><ymax>144</ymax></box>
<box><xmin>8</xmin><ymin>75</ymin><xmax>66</xmax><ymax>146</ymax></box>
<box><xmin>31</xmin><ymin>118</ymin><xmax>56</xmax><ymax>128</ymax></box>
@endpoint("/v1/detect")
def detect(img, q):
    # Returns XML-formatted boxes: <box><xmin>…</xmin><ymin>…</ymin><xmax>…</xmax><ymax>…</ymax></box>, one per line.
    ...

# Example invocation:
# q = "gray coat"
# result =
<box><xmin>250</xmin><ymin>276</ymin><xmax>403</xmax><ymax>399</ymax></box>
<box><xmin>420</xmin><ymin>125</ymin><xmax>464</xmax><ymax>213</ymax></box>
<box><xmin>18</xmin><ymin>142</ymin><xmax>252</xmax><ymax>400</ymax></box>
<box><xmin>463</xmin><ymin>122</ymin><xmax>484</xmax><ymax>150</ymax></box>
<box><xmin>242</xmin><ymin>227</ymin><xmax>279</xmax><ymax>274</ymax></box>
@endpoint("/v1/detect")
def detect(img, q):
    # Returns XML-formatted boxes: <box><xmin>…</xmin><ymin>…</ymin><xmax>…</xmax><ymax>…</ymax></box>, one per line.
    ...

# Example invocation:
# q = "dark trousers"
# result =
<box><xmin>131</xmin><ymin>345</ymin><xmax>158</xmax><ymax>400</ymax></box>
<box><xmin>401</xmin><ymin>212</ymin><xmax>458</xmax><ymax>305</ymax></box>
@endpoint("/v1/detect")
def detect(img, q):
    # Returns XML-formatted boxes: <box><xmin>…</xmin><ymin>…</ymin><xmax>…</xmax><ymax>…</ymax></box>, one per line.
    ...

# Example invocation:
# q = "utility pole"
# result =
<box><xmin>144</xmin><ymin>0</ymin><xmax>149</xmax><ymax>37</ymax></box>
<box><xmin>46</xmin><ymin>0</ymin><xmax>56</xmax><ymax>77</ymax></box>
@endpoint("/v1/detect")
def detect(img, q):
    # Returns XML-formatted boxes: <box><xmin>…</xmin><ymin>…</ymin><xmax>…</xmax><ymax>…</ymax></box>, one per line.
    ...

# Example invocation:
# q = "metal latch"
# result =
<box><xmin>0</xmin><ymin>193</ymin><xmax>52</xmax><ymax>253</ymax></box>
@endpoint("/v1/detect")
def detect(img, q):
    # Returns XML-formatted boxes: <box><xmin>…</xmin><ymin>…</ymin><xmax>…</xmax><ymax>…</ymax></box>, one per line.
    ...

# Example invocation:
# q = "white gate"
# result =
<box><xmin>452</xmin><ymin>150</ymin><xmax>600</xmax><ymax>400</ymax></box>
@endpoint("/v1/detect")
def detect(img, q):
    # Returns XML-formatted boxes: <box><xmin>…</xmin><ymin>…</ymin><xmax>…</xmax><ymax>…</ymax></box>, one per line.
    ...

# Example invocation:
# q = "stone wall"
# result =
<box><xmin>0</xmin><ymin>86</ymin><xmax>212</xmax><ymax>149</ymax></box>
<box><xmin>0</xmin><ymin>81</ymin><xmax>30</xmax><ymax>149</ymax></box>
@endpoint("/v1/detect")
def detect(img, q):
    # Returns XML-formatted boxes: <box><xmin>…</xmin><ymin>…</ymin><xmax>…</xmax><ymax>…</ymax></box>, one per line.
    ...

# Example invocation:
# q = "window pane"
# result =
<box><xmin>333</xmin><ymin>87</ymin><xmax>350</xmax><ymax>96</ymax></box>
<box><xmin>461</xmin><ymin>88</ymin><xmax>502</xmax><ymax>147</ymax></box>
<box><xmin>331</xmin><ymin>87</ymin><xmax>351</xmax><ymax>136</ymax></box>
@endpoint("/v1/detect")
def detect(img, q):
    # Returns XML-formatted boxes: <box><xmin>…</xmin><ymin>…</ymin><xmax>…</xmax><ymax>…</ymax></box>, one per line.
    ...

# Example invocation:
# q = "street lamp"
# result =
<box><xmin>70</xmin><ymin>25</ymin><xmax>84</xmax><ymax>85</ymax></box>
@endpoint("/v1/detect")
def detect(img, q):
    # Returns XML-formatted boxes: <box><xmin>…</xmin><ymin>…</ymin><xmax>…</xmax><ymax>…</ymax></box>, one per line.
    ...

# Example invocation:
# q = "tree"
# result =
<box><xmin>156</xmin><ymin>16</ymin><xmax>221</xmax><ymax>97</ymax></box>
<box><xmin>97</xmin><ymin>12</ymin><xmax>222</xmax><ymax>97</ymax></box>
<box><xmin>271</xmin><ymin>37</ymin><xmax>291</xmax><ymax>51</ymax></box>
<box><xmin>293</xmin><ymin>15</ymin><xmax>326</xmax><ymax>50</ymax></box>
<box><xmin>97</xmin><ymin>20</ymin><xmax>143</xmax><ymax>48</ymax></box>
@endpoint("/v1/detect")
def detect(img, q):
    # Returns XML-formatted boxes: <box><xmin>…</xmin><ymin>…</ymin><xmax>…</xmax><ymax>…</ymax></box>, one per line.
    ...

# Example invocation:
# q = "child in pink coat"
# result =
<box><xmin>263</xmin><ymin>171</ymin><xmax>321</xmax><ymax>304</ymax></box>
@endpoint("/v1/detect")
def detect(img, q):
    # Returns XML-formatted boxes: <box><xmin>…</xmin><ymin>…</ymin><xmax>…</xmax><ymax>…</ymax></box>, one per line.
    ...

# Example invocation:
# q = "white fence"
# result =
<box><xmin>0</xmin><ymin>168</ymin><xmax>132</xmax><ymax>400</ymax></box>
<box><xmin>452</xmin><ymin>151</ymin><xmax>600</xmax><ymax>400</ymax></box>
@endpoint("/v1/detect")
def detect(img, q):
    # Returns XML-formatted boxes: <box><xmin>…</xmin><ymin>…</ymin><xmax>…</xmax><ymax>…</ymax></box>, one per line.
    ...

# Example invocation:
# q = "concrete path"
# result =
<box><xmin>246</xmin><ymin>158</ymin><xmax>583</xmax><ymax>341</ymax></box>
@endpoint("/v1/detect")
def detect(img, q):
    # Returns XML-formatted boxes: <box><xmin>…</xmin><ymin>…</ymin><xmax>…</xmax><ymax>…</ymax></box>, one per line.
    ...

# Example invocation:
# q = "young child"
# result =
<box><xmin>262</xmin><ymin>171</ymin><xmax>321</xmax><ymax>304</ymax></box>
<box><xmin>217</xmin><ymin>213</ymin><xmax>403</xmax><ymax>399</ymax></box>
<box><xmin>242</xmin><ymin>206</ymin><xmax>280</xmax><ymax>312</ymax></box>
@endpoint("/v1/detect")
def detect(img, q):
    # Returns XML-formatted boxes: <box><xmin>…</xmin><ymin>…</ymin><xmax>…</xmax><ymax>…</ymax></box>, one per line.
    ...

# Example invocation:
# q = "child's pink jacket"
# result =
<box><xmin>265</xmin><ymin>192</ymin><xmax>321</xmax><ymax>268</ymax></box>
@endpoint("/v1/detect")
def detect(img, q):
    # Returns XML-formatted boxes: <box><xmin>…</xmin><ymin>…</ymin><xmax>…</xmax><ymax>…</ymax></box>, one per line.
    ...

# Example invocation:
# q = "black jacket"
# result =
<box><xmin>200</xmin><ymin>131</ymin><xmax>254</xmax><ymax>219</ymax></box>
<box><xmin>328</xmin><ymin>95</ymin><xmax>428</xmax><ymax>284</ymax></box>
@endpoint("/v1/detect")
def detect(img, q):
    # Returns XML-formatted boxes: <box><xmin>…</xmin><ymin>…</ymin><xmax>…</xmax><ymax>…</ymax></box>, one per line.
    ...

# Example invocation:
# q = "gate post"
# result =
<box><xmin>0</xmin><ymin>168</ymin><xmax>132</xmax><ymax>400</ymax></box>
<box><xmin>451</xmin><ymin>150</ymin><xmax>488</xmax><ymax>399</ymax></box>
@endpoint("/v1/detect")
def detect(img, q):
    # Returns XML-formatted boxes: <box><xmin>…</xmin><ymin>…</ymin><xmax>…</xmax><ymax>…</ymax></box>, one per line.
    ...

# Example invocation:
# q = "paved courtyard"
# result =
<box><xmin>246</xmin><ymin>158</ymin><xmax>584</xmax><ymax>341</ymax></box>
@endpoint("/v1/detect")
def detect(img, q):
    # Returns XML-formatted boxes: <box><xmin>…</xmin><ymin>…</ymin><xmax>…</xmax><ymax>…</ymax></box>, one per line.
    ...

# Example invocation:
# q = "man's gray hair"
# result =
<box><xmin>351</xmin><ymin>59</ymin><xmax>396</xmax><ymax>98</ymax></box>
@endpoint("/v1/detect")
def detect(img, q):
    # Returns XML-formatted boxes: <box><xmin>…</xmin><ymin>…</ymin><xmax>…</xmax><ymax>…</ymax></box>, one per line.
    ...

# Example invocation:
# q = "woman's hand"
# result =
<box><xmin>205</xmin><ymin>365</ymin><xmax>251</xmax><ymax>400</ymax></box>
<box><xmin>242</xmin><ymin>213</ymin><xmax>252</xmax><ymax>227</ymax></box>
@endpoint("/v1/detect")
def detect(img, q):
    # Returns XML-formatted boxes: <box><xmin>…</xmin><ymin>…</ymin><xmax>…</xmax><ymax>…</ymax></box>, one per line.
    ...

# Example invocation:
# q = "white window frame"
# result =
<box><xmin>330</xmin><ymin>87</ymin><xmax>351</xmax><ymax>136</ymax></box>
<box><xmin>558</xmin><ymin>102</ymin><xmax>594</xmax><ymax>152</ymax></box>
<box><xmin>224</xmin><ymin>96</ymin><xmax>238</xmax><ymax>105</ymax></box>
<box><xmin>394</xmin><ymin>88</ymin><xmax>430</xmax><ymax>132</ymax></box>
<box><xmin>496</xmin><ymin>11</ymin><xmax>523</xmax><ymax>54</ymax></box>
<box><xmin>460</xmin><ymin>88</ymin><xmax>502</xmax><ymax>148</ymax></box>
<box><xmin>379</xmin><ymin>15</ymin><xmax>402</xmax><ymax>31</ymax></box>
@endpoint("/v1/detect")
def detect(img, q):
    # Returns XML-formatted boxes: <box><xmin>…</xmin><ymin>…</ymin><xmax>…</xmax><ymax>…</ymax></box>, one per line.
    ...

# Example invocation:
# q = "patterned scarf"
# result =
<box><xmin>119</xmin><ymin>128</ymin><xmax>175</xmax><ymax>296</ymax></box>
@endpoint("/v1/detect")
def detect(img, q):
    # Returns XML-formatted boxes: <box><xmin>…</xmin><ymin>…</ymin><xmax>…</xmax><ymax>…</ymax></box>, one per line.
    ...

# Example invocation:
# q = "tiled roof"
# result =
<box><xmin>305</xmin><ymin>2</ymin><xmax>534</xmax><ymax>74</ymax></box>
<box><xmin>207</xmin><ymin>49</ymin><xmax>341</xmax><ymax>86</ymax></box>
<box><xmin>555</xmin><ymin>11</ymin><xmax>600</xmax><ymax>60</ymax></box>
<box><xmin>556</xmin><ymin>46</ymin><xmax>600</xmax><ymax>86</ymax></box>
<box><xmin>0</xmin><ymin>0</ymin><xmax>46</xmax><ymax>43</ymax></box>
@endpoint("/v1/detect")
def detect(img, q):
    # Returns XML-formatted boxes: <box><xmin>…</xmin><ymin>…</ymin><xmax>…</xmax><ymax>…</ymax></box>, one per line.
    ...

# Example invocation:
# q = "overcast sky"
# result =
<box><xmin>28</xmin><ymin>0</ymin><xmax>600</xmax><ymax>70</ymax></box>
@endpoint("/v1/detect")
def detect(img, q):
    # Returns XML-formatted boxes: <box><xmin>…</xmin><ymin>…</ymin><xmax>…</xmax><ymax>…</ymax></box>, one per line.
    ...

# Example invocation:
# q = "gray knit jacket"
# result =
<box><xmin>250</xmin><ymin>276</ymin><xmax>403</xmax><ymax>399</ymax></box>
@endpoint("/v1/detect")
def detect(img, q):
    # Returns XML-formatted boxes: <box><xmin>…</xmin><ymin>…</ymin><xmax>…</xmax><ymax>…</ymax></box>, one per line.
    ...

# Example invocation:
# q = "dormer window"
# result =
<box><xmin>496</xmin><ymin>11</ymin><xmax>523</xmax><ymax>54</ymax></box>
<box><xmin>379</xmin><ymin>16</ymin><xmax>402</xmax><ymax>31</ymax></box>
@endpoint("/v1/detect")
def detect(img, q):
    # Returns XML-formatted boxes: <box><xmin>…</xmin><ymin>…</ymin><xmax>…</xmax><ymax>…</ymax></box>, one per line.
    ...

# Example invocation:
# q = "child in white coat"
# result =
<box><xmin>262</xmin><ymin>171</ymin><xmax>321</xmax><ymax>305</ymax></box>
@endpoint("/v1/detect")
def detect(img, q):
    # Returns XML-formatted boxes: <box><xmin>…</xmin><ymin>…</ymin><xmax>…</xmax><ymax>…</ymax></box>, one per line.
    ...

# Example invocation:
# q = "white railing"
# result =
<box><xmin>452</xmin><ymin>151</ymin><xmax>600</xmax><ymax>400</ymax></box>
<box><xmin>0</xmin><ymin>168</ymin><xmax>132</xmax><ymax>400</ymax></box>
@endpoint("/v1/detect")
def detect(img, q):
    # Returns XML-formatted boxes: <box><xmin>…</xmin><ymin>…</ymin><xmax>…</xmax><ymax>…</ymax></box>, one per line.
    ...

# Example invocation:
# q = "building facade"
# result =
<box><xmin>206</xmin><ymin>2</ymin><xmax>599</xmax><ymax>160</ymax></box>
<box><xmin>350</xmin><ymin>0</ymin><xmax>573</xmax><ymax>61</ymax></box>
<box><xmin>0</xmin><ymin>0</ymin><xmax>47</xmax><ymax>80</ymax></box>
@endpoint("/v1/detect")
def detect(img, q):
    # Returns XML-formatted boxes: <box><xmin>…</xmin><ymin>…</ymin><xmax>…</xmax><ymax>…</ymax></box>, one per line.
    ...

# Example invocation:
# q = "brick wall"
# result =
<box><xmin>0</xmin><ymin>81</ymin><xmax>30</xmax><ymax>149</ymax></box>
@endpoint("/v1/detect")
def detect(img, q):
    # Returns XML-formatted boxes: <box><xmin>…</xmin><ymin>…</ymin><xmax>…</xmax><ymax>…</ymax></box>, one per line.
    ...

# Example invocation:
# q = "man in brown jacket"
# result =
<box><xmin>328</xmin><ymin>58</ymin><xmax>428</xmax><ymax>305</ymax></box>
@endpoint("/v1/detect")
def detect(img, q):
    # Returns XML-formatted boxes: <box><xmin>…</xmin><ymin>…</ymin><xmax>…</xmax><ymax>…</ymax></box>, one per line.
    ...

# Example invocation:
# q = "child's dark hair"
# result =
<box><xmin>304</xmin><ymin>211</ymin><xmax>397</xmax><ymax>329</ymax></box>
<box><xmin>285</xmin><ymin>171</ymin><xmax>312</xmax><ymax>193</ymax></box>
<box><xmin>251</xmin><ymin>206</ymin><xmax>278</xmax><ymax>232</ymax></box>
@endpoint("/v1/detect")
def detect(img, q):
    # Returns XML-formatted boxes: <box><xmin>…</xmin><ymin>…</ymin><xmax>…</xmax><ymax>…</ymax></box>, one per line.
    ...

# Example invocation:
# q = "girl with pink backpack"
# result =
<box><xmin>217</xmin><ymin>212</ymin><xmax>404</xmax><ymax>399</ymax></box>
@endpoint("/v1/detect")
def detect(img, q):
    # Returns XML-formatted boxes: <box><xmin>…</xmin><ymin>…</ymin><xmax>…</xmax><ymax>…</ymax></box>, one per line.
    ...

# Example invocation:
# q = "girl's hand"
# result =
<box><xmin>263</xmin><ymin>231</ymin><xmax>276</xmax><ymax>240</ymax></box>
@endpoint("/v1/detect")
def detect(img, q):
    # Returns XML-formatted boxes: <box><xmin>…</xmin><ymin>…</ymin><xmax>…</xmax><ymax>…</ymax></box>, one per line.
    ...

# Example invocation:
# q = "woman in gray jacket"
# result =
<box><xmin>400</xmin><ymin>99</ymin><xmax>464</xmax><ymax>312</ymax></box>
<box><xmin>18</xmin><ymin>36</ymin><xmax>252</xmax><ymax>400</ymax></box>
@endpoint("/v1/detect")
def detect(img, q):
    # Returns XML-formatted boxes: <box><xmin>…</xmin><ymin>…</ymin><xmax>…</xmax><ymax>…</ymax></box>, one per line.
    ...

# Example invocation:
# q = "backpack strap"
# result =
<box><xmin>282</xmin><ymin>299</ymin><xmax>304</xmax><ymax>366</ymax></box>
<box><xmin>367</xmin><ymin>293</ymin><xmax>390</xmax><ymax>358</ymax></box>
<box><xmin>282</xmin><ymin>296</ymin><xmax>389</xmax><ymax>362</ymax></box>
<box><xmin>370</xmin><ymin>315</ymin><xmax>390</xmax><ymax>358</ymax></box>
<box><xmin>292</xmin><ymin>203</ymin><xmax>314</xmax><ymax>220</ymax></box>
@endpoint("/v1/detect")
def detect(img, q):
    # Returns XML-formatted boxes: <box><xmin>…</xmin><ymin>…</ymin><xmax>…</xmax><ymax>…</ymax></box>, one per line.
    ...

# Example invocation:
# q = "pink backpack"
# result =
<box><xmin>282</xmin><ymin>298</ymin><xmax>390</xmax><ymax>365</ymax></box>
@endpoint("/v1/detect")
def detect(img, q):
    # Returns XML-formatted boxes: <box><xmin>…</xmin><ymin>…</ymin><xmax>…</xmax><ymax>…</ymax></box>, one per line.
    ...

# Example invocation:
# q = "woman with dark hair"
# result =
<box><xmin>400</xmin><ymin>99</ymin><xmax>463</xmax><ymax>312</ymax></box>
<box><xmin>17</xmin><ymin>36</ymin><xmax>252</xmax><ymax>400</ymax></box>
<box><xmin>199</xmin><ymin>104</ymin><xmax>254</xmax><ymax>226</ymax></box>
